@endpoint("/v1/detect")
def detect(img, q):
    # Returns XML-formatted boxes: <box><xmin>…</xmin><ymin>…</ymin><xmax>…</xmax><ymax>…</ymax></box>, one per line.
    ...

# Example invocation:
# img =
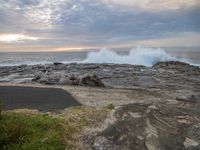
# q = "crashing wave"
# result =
<box><xmin>83</xmin><ymin>47</ymin><xmax>175</xmax><ymax>67</ymax></box>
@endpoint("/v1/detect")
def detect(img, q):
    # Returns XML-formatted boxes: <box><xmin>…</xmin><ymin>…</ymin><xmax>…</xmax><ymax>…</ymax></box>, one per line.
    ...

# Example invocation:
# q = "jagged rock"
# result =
<box><xmin>0</xmin><ymin>61</ymin><xmax>200</xmax><ymax>89</ymax></box>
<box><xmin>32</xmin><ymin>71</ymin><xmax>45</xmax><ymax>81</ymax></box>
<box><xmin>48</xmin><ymin>73</ymin><xmax>61</xmax><ymax>80</ymax></box>
<box><xmin>153</xmin><ymin>61</ymin><xmax>200</xmax><ymax>73</ymax></box>
<box><xmin>53</xmin><ymin>62</ymin><xmax>63</xmax><ymax>65</ymax></box>
<box><xmin>59</xmin><ymin>75</ymin><xmax>73</xmax><ymax>85</ymax></box>
<box><xmin>69</xmin><ymin>74</ymin><xmax>77</xmax><ymax>81</ymax></box>
<box><xmin>79</xmin><ymin>73</ymin><xmax>105</xmax><ymax>87</ymax></box>
<box><xmin>153</xmin><ymin>61</ymin><xmax>190</xmax><ymax>68</ymax></box>
<box><xmin>42</xmin><ymin>73</ymin><xmax>62</xmax><ymax>84</ymax></box>
<box><xmin>67</xmin><ymin>74</ymin><xmax>80</xmax><ymax>85</ymax></box>
<box><xmin>33</xmin><ymin>72</ymin><xmax>62</xmax><ymax>84</ymax></box>
<box><xmin>38</xmin><ymin>74</ymin><xmax>48</xmax><ymax>83</ymax></box>
<box><xmin>0</xmin><ymin>61</ymin><xmax>200</xmax><ymax>150</ymax></box>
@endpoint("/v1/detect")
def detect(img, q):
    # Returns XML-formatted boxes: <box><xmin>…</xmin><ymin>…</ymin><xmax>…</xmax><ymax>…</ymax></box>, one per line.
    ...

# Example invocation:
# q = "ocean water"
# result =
<box><xmin>0</xmin><ymin>51</ymin><xmax>87</xmax><ymax>66</ymax></box>
<box><xmin>0</xmin><ymin>47</ymin><xmax>199</xmax><ymax>67</ymax></box>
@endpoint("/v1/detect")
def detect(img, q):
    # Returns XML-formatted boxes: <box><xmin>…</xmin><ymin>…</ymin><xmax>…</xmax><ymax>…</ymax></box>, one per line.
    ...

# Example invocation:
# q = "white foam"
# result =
<box><xmin>1</xmin><ymin>47</ymin><xmax>199</xmax><ymax>67</ymax></box>
<box><xmin>83</xmin><ymin>47</ymin><xmax>175</xmax><ymax>67</ymax></box>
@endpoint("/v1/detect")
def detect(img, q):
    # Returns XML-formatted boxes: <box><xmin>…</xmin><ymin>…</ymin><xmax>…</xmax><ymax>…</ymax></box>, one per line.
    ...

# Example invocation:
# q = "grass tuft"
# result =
<box><xmin>0</xmin><ymin>106</ymin><xmax>110</xmax><ymax>150</ymax></box>
<box><xmin>0</xmin><ymin>113</ymin><xmax>67</xmax><ymax>150</ymax></box>
<box><xmin>105</xmin><ymin>103</ymin><xmax>115</xmax><ymax>110</ymax></box>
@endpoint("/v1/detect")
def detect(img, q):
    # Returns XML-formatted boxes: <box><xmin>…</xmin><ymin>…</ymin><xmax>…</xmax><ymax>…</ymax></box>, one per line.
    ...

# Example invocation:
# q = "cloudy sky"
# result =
<box><xmin>0</xmin><ymin>0</ymin><xmax>199</xmax><ymax>51</ymax></box>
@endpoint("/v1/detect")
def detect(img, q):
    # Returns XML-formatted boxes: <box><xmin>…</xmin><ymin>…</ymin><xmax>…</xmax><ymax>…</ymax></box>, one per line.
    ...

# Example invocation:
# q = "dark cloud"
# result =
<box><xmin>0</xmin><ymin>0</ymin><xmax>199</xmax><ymax>49</ymax></box>
<box><xmin>55</xmin><ymin>1</ymin><xmax>200</xmax><ymax>45</ymax></box>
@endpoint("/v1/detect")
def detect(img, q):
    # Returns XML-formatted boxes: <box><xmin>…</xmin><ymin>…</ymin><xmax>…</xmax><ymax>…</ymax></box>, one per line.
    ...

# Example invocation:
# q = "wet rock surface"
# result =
<box><xmin>0</xmin><ymin>61</ymin><xmax>199</xmax><ymax>90</ymax></box>
<box><xmin>0</xmin><ymin>61</ymin><xmax>200</xmax><ymax>150</ymax></box>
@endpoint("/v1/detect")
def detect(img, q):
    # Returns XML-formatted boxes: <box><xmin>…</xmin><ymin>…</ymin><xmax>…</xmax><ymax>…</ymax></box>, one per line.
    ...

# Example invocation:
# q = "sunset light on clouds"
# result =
<box><xmin>0</xmin><ymin>34</ymin><xmax>38</xmax><ymax>43</ymax></box>
<box><xmin>1</xmin><ymin>2</ymin><xmax>200</xmax><ymax>150</ymax></box>
<box><xmin>0</xmin><ymin>0</ymin><xmax>199</xmax><ymax>51</ymax></box>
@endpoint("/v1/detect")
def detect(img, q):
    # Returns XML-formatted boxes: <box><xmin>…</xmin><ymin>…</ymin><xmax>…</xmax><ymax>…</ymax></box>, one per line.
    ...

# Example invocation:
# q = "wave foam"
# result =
<box><xmin>83</xmin><ymin>47</ymin><xmax>175</xmax><ymax>67</ymax></box>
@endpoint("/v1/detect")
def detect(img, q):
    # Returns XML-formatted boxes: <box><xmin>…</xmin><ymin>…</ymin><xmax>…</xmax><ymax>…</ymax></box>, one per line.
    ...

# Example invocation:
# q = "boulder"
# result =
<box><xmin>44</xmin><ymin>73</ymin><xmax>61</xmax><ymax>84</ymax></box>
<box><xmin>59</xmin><ymin>75</ymin><xmax>73</xmax><ymax>85</ymax></box>
<box><xmin>53</xmin><ymin>62</ymin><xmax>63</xmax><ymax>65</ymax></box>
<box><xmin>32</xmin><ymin>71</ymin><xmax>45</xmax><ymax>82</ymax></box>
<box><xmin>38</xmin><ymin>74</ymin><xmax>48</xmax><ymax>83</ymax></box>
<box><xmin>69</xmin><ymin>74</ymin><xmax>77</xmax><ymax>81</ymax></box>
<box><xmin>79</xmin><ymin>73</ymin><xmax>105</xmax><ymax>87</ymax></box>
<box><xmin>67</xmin><ymin>74</ymin><xmax>80</xmax><ymax>85</ymax></box>
<box><xmin>33</xmin><ymin>72</ymin><xmax>62</xmax><ymax>84</ymax></box>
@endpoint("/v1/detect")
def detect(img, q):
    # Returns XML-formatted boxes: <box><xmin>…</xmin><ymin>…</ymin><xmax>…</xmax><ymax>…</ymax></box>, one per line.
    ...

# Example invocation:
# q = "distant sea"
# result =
<box><xmin>0</xmin><ymin>51</ymin><xmax>87</xmax><ymax>66</ymax></box>
<box><xmin>0</xmin><ymin>47</ymin><xmax>200</xmax><ymax>67</ymax></box>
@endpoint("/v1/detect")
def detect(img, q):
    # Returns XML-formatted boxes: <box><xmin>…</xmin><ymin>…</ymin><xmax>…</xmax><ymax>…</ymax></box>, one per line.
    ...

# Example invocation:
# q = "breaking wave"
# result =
<box><xmin>83</xmin><ymin>47</ymin><xmax>175</xmax><ymax>67</ymax></box>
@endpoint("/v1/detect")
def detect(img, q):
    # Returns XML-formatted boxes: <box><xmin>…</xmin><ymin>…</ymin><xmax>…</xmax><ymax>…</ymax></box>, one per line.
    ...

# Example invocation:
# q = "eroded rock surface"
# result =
<box><xmin>0</xmin><ymin>61</ymin><xmax>199</xmax><ymax>90</ymax></box>
<box><xmin>82</xmin><ymin>102</ymin><xmax>200</xmax><ymax>150</ymax></box>
<box><xmin>0</xmin><ymin>61</ymin><xmax>200</xmax><ymax>150</ymax></box>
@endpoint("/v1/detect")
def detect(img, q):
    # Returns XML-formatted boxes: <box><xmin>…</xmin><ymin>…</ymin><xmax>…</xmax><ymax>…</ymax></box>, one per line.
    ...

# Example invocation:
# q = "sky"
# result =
<box><xmin>0</xmin><ymin>0</ymin><xmax>199</xmax><ymax>52</ymax></box>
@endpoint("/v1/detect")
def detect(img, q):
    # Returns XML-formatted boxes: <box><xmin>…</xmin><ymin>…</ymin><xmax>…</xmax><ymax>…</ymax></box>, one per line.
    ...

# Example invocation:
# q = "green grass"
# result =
<box><xmin>0</xmin><ymin>107</ymin><xmax>110</xmax><ymax>150</ymax></box>
<box><xmin>105</xmin><ymin>103</ymin><xmax>115</xmax><ymax>110</ymax></box>
<box><xmin>0</xmin><ymin>113</ymin><xmax>67</xmax><ymax>150</ymax></box>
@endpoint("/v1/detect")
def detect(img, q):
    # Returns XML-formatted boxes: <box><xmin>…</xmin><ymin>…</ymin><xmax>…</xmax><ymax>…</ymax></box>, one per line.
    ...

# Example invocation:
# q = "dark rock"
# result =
<box><xmin>72</xmin><ymin>79</ymin><xmax>80</xmax><ymax>85</ymax></box>
<box><xmin>153</xmin><ymin>61</ymin><xmax>190</xmax><ymax>68</ymax></box>
<box><xmin>153</xmin><ymin>61</ymin><xmax>200</xmax><ymax>73</ymax></box>
<box><xmin>0</xmin><ymin>61</ymin><xmax>200</xmax><ymax>89</ymax></box>
<box><xmin>79</xmin><ymin>73</ymin><xmax>105</xmax><ymax>87</ymax></box>
<box><xmin>18</xmin><ymin>64</ymin><xmax>28</xmax><ymax>68</ymax></box>
<box><xmin>53</xmin><ymin>62</ymin><xmax>63</xmax><ymax>65</ymax></box>
<box><xmin>0</xmin><ymin>61</ymin><xmax>200</xmax><ymax>150</ymax></box>
<box><xmin>69</xmin><ymin>74</ymin><xmax>77</xmax><ymax>80</ymax></box>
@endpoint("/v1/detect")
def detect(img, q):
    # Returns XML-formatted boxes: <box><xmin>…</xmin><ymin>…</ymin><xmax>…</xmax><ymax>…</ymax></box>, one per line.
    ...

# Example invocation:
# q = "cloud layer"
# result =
<box><xmin>0</xmin><ymin>0</ymin><xmax>199</xmax><ymax>51</ymax></box>
<box><xmin>103</xmin><ymin>0</ymin><xmax>199</xmax><ymax>10</ymax></box>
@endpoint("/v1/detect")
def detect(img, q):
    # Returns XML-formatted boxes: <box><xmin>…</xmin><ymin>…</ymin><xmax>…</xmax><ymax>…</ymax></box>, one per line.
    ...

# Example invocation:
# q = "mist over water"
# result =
<box><xmin>0</xmin><ymin>47</ymin><xmax>199</xmax><ymax>67</ymax></box>
<box><xmin>83</xmin><ymin>47</ymin><xmax>175</xmax><ymax>66</ymax></box>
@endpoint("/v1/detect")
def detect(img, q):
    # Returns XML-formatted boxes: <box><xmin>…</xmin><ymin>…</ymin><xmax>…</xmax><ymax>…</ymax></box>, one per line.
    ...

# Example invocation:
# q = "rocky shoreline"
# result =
<box><xmin>0</xmin><ymin>61</ymin><xmax>200</xmax><ymax>150</ymax></box>
<box><xmin>0</xmin><ymin>61</ymin><xmax>199</xmax><ymax>90</ymax></box>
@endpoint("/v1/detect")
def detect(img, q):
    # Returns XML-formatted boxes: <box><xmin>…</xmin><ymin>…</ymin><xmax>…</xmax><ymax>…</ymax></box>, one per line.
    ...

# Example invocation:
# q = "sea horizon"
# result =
<box><xmin>0</xmin><ymin>46</ymin><xmax>200</xmax><ymax>67</ymax></box>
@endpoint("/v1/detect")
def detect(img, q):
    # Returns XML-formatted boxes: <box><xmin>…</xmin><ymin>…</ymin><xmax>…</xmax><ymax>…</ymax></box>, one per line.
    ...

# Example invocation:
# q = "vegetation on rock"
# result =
<box><xmin>0</xmin><ymin>106</ymin><xmax>110</xmax><ymax>150</ymax></box>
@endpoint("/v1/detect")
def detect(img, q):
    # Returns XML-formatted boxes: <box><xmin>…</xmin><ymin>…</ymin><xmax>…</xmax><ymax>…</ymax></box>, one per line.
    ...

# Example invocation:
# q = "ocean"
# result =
<box><xmin>0</xmin><ymin>47</ymin><xmax>200</xmax><ymax>67</ymax></box>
